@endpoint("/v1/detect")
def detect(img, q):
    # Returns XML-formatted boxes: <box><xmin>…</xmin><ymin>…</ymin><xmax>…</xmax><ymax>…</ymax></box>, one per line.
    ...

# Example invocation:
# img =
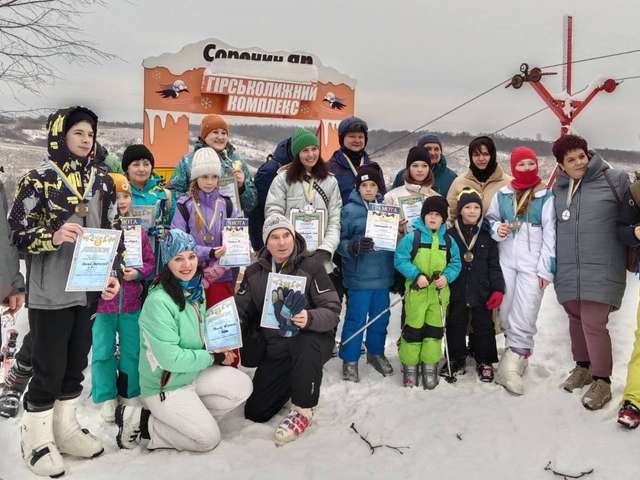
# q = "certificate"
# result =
<box><xmin>260</xmin><ymin>273</ymin><xmax>307</xmax><ymax>337</ymax></box>
<box><xmin>130</xmin><ymin>205</ymin><xmax>156</xmax><ymax>231</ymax></box>
<box><xmin>204</xmin><ymin>297</ymin><xmax>243</xmax><ymax>351</ymax></box>
<box><xmin>219</xmin><ymin>176</ymin><xmax>241</xmax><ymax>216</ymax></box>
<box><xmin>365</xmin><ymin>203</ymin><xmax>401</xmax><ymax>252</ymax></box>
<box><xmin>219</xmin><ymin>218</ymin><xmax>251</xmax><ymax>267</ymax></box>
<box><xmin>290</xmin><ymin>209</ymin><xmax>325</xmax><ymax>252</ymax></box>
<box><xmin>65</xmin><ymin>228</ymin><xmax>122</xmax><ymax>292</ymax></box>
<box><xmin>121</xmin><ymin>217</ymin><xmax>143</xmax><ymax>268</ymax></box>
<box><xmin>397</xmin><ymin>194</ymin><xmax>425</xmax><ymax>232</ymax></box>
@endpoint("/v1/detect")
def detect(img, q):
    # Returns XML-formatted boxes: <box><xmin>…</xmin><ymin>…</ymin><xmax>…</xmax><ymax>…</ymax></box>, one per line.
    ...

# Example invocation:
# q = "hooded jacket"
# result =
<box><xmin>447</xmin><ymin>164</ymin><xmax>512</xmax><ymax>222</ymax></box>
<box><xmin>9</xmin><ymin>106</ymin><xmax>121</xmax><ymax>310</ymax></box>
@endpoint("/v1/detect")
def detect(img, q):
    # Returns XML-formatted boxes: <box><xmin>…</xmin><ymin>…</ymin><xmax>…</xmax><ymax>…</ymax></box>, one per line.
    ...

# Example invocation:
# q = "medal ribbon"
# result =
<box><xmin>48</xmin><ymin>160</ymin><xmax>96</xmax><ymax>205</ymax></box>
<box><xmin>342</xmin><ymin>153</ymin><xmax>359</xmax><ymax>177</ymax></box>
<box><xmin>193</xmin><ymin>198</ymin><xmax>220</xmax><ymax>239</ymax></box>
<box><xmin>454</xmin><ymin>219</ymin><xmax>481</xmax><ymax>256</ymax></box>
<box><xmin>272</xmin><ymin>259</ymin><xmax>288</xmax><ymax>273</ymax></box>
<box><xmin>302</xmin><ymin>176</ymin><xmax>315</xmax><ymax>205</ymax></box>
<box><xmin>565</xmin><ymin>178</ymin><xmax>583</xmax><ymax>212</ymax></box>
<box><xmin>512</xmin><ymin>188</ymin><xmax>533</xmax><ymax>221</ymax></box>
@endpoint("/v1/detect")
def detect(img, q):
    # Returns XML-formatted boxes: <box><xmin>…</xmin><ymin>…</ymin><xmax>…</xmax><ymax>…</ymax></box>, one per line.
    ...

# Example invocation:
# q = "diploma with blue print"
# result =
<box><xmin>204</xmin><ymin>297</ymin><xmax>243</xmax><ymax>351</ymax></box>
<box><xmin>219</xmin><ymin>218</ymin><xmax>251</xmax><ymax>267</ymax></box>
<box><xmin>260</xmin><ymin>273</ymin><xmax>307</xmax><ymax>335</ymax></box>
<box><xmin>397</xmin><ymin>194</ymin><xmax>425</xmax><ymax>233</ymax></box>
<box><xmin>130</xmin><ymin>205</ymin><xmax>157</xmax><ymax>231</ymax></box>
<box><xmin>365</xmin><ymin>203</ymin><xmax>401</xmax><ymax>251</ymax></box>
<box><xmin>65</xmin><ymin>228</ymin><xmax>122</xmax><ymax>292</ymax></box>
<box><xmin>121</xmin><ymin>217</ymin><xmax>143</xmax><ymax>268</ymax></box>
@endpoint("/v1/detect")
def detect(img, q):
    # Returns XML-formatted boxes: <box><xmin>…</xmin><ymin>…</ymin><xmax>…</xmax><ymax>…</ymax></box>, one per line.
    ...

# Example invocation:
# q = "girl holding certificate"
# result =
<box><xmin>171</xmin><ymin>147</ymin><xmax>237</xmax><ymax>308</ymax></box>
<box><xmin>116</xmin><ymin>229</ymin><xmax>252</xmax><ymax>452</ymax></box>
<box><xmin>265</xmin><ymin>128</ymin><xmax>342</xmax><ymax>270</ymax></box>
<box><xmin>486</xmin><ymin>147</ymin><xmax>556</xmax><ymax>396</ymax></box>
<box><xmin>91</xmin><ymin>174</ymin><xmax>155</xmax><ymax>423</ymax></box>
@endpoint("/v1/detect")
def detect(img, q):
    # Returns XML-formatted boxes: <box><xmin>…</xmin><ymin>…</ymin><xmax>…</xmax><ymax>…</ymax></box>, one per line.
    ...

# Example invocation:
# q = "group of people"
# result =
<box><xmin>0</xmin><ymin>106</ymin><xmax>639</xmax><ymax>477</ymax></box>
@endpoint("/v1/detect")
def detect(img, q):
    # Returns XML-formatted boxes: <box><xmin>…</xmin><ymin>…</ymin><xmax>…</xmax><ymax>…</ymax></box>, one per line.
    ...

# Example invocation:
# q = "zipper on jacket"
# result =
<box><xmin>575</xmin><ymin>187</ymin><xmax>581</xmax><ymax>300</ymax></box>
<box><xmin>159</xmin><ymin>370</ymin><xmax>171</xmax><ymax>402</ymax></box>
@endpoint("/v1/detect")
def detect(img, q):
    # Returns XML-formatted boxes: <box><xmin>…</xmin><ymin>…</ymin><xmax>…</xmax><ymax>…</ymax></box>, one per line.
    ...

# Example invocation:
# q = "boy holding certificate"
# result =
<box><xmin>338</xmin><ymin>164</ymin><xmax>395</xmax><ymax>382</ymax></box>
<box><xmin>91</xmin><ymin>174</ymin><xmax>155</xmax><ymax>423</ymax></box>
<box><xmin>9</xmin><ymin>107</ymin><xmax>121</xmax><ymax>477</ymax></box>
<box><xmin>394</xmin><ymin>196</ymin><xmax>461</xmax><ymax>389</ymax></box>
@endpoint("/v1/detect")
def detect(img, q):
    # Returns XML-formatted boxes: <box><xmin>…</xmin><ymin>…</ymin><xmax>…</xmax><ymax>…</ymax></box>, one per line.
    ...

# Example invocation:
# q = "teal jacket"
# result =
<box><xmin>138</xmin><ymin>284</ymin><xmax>213</xmax><ymax>397</ymax></box>
<box><xmin>130</xmin><ymin>171</ymin><xmax>174</xmax><ymax>227</ymax></box>
<box><xmin>394</xmin><ymin>219</ymin><xmax>462</xmax><ymax>284</ymax></box>
<box><xmin>168</xmin><ymin>140</ymin><xmax>257</xmax><ymax>214</ymax></box>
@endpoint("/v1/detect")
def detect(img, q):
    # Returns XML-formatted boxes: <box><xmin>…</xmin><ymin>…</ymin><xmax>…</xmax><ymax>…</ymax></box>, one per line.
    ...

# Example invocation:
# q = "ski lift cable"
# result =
<box><xmin>369</xmin><ymin>48</ymin><xmax>640</xmax><ymax>158</ymax></box>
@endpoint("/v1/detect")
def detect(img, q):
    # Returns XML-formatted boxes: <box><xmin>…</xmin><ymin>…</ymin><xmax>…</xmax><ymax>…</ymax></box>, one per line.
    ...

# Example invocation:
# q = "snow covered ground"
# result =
<box><xmin>1</xmin><ymin>277</ymin><xmax>640</xmax><ymax>479</ymax></box>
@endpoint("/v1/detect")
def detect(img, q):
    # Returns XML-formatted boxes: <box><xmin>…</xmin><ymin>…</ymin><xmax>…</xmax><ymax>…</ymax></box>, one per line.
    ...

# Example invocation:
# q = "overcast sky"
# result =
<box><xmin>2</xmin><ymin>0</ymin><xmax>640</xmax><ymax>149</ymax></box>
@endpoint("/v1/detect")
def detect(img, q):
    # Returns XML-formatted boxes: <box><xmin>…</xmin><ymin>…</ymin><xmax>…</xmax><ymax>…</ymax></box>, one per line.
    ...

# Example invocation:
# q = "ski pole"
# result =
<box><xmin>436</xmin><ymin>288</ymin><xmax>456</xmax><ymax>384</ymax></box>
<box><xmin>340</xmin><ymin>296</ymin><xmax>404</xmax><ymax>347</ymax></box>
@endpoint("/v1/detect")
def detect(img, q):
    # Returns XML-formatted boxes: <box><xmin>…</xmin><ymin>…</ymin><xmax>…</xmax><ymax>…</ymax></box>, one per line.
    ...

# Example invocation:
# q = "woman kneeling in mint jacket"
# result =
<box><xmin>116</xmin><ymin>229</ymin><xmax>252</xmax><ymax>452</ymax></box>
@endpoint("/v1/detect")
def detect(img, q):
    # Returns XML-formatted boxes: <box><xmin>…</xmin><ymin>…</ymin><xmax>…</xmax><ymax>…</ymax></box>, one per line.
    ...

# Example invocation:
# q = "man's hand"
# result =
<box><xmin>291</xmin><ymin>309</ymin><xmax>308</xmax><ymax>328</ymax></box>
<box><xmin>52</xmin><ymin>223</ymin><xmax>84</xmax><ymax>246</ymax></box>
<box><xmin>4</xmin><ymin>291</ymin><xmax>25</xmax><ymax>315</ymax></box>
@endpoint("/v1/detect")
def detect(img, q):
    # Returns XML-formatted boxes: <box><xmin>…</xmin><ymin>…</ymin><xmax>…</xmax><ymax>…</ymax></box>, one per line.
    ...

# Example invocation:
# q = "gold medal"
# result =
<box><xmin>511</xmin><ymin>218</ymin><xmax>520</xmax><ymax>230</ymax></box>
<box><xmin>75</xmin><ymin>202</ymin><xmax>90</xmax><ymax>217</ymax></box>
<box><xmin>204</xmin><ymin>233</ymin><xmax>214</xmax><ymax>244</ymax></box>
<box><xmin>463</xmin><ymin>251</ymin><xmax>474</xmax><ymax>262</ymax></box>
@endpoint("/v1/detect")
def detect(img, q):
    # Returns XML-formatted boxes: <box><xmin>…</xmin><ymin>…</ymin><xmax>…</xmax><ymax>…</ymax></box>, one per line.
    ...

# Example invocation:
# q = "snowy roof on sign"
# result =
<box><xmin>142</xmin><ymin>38</ymin><xmax>357</xmax><ymax>88</ymax></box>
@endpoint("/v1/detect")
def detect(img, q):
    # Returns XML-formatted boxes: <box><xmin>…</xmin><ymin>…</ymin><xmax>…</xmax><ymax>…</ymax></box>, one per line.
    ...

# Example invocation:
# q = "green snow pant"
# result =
<box><xmin>91</xmin><ymin>311</ymin><xmax>141</xmax><ymax>402</ymax></box>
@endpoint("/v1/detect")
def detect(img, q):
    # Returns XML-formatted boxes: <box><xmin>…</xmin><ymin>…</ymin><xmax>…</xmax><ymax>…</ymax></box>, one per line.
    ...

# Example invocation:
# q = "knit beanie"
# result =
<box><xmin>552</xmin><ymin>134</ymin><xmax>588</xmax><ymax>163</ymax></box>
<box><xmin>160</xmin><ymin>229</ymin><xmax>197</xmax><ymax>266</ymax></box>
<box><xmin>64</xmin><ymin>109</ymin><xmax>97</xmax><ymax>135</ymax></box>
<box><xmin>406</xmin><ymin>146</ymin><xmax>431</xmax><ymax>169</ymax></box>
<box><xmin>421</xmin><ymin>195</ymin><xmax>449</xmax><ymax>222</ymax></box>
<box><xmin>262</xmin><ymin>213</ymin><xmax>295</xmax><ymax>244</ymax></box>
<box><xmin>200</xmin><ymin>114</ymin><xmax>229</xmax><ymax>140</ymax></box>
<box><xmin>122</xmin><ymin>144</ymin><xmax>155</xmax><ymax>172</ymax></box>
<box><xmin>355</xmin><ymin>162</ymin><xmax>385</xmax><ymax>192</ymax></box>
<box><xmin>290</xmin><ymin>128</ymin><xmax>320</xmax><ymax>158</ymax></box>
<box><xmin>108</xmin><ymin>173</ymin><xmax>131</xmax><ymax>196</ymax></box>
<box><xmin>417</xmin><ymin>133</ymin><xmax>442</xmax><ymax>149</ymax></box>
<box><xmin>456</xmin><ymin>188</ymin><xmax>482</xmax><ymax>216</ymax></box>
<box><xmin>191</xmin><ymin>147</ymin><xmax>222</xmax><ymax>179</ymax></box>
<box><xmin>338</xmin><ymin>116</ymin><xmax>369</xmax><ymax>147</ymax></box>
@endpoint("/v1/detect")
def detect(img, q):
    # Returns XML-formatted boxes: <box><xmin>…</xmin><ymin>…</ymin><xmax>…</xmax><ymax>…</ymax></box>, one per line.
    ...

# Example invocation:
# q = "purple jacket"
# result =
<box><xmin>97</xmin><ymin>230</ymin><xmax>155</xmax><ymax>314</ymax></box>
<box><xmin>172</xmin><ymin>189</ymin><xmax>237</xmax><ymax>284</ymax></box>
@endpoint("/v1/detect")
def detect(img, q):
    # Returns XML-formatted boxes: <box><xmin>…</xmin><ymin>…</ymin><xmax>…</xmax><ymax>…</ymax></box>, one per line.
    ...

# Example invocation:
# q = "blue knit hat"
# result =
<box><xmin>417</xmin><ymin>133</ymin><xmax>442</xmax><ymax>149</ymax></box>
<box><xmin>160</xmin><ymin>229</ymin><xmax>197</xmax><ymax>266</ymax></box>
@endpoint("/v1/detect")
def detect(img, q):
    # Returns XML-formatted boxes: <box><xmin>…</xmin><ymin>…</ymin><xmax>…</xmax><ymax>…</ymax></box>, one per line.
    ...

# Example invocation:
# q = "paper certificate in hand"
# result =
<box><xmin>204</xmin><ymin>297</ymin><xmax>243</xmax><ymax>351</ymax></box>
<box><xmin>121</xmin><ymin>217</ymin><xmax>143</xmax><ymax>267</ymax></box>
<box><xmin>219</xmin><ymin>218</ymin><xmax>251</xmax><ymax>267</ymax></box>
<box><xmin>66</xmin><ymin>228</ymin><xmax>122</xmax><ymax>292</ymax></box>
<box><xmin>397</xmin><ymin>194</ymin><xmax>425</xmax><ymax>232</ymax></box>
<box><xmin>290</xmin><ymin>209</ymin><xmax>325</xmax><ymax>252</ymax></box>
<box><xmin>130</xmin><ymin>205</ymin><xmax>156</xmax><ymax>231</ymax></box>
<box><xmin>260</xmin><ymin>273</ymin><xmax>307</xmax><ymax>331</ymax></box>
<box><xmin>365</xmin><ymin>204</ymin><xmax>401</xmax><ymax>252</ymax></box>
<box><xmin>219</xmin><ymin>176</ymin><xmax>241</xmax><ymax>216</ymax></box>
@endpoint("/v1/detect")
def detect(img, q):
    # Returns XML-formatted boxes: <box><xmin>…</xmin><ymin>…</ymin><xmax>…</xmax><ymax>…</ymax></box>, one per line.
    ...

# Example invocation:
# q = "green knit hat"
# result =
<box><xmin>290</xmin><ymin>127</ymin><xmax>319</xmax><ymax>158</ymax></box>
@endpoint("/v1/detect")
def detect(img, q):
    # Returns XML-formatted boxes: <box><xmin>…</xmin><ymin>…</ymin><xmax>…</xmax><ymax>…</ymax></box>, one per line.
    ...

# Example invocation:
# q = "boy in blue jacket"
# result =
<box><xmin>338</xmin><ymin>164</ymin><xmax>395</xmax><ymax>382</ymax></box>
<box><xmin>395</xmin><ymin>196</ymin><xmax>461</xmax><ymax>389</ymax></box>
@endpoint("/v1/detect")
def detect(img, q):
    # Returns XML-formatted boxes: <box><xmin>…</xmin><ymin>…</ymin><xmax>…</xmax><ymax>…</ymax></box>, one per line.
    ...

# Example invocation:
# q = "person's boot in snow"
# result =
<box><xmin>274</xmin><ymin>405</ymin><xmax>312</xmax><ymax>447</ymax></box>
<box><xmin>20</xmin><ymin>408</ymin><xmax>65</xmax><ymax>478</ymax></box>
<box><xmin>422</xmin><ymin>363</ymin><xmax>439</xmax><ymax>390</ymax></box>
<box><xmin>115</xmin><ymin>404</ymin><xmax>145</xmax><ymax>449</ymax></box>
<box><xmin>440</xmin><ymin>357</ymin><xmax>466</xmax><ymax>377</ymax></box>
<box><xmin>53</xmin><ymin>397</ymin><xmax>104</xmax><ymax>458</ymax></box>
<box><xmin>560</xmin><ymin>365</ymin><xmax>592</xmax><ymax>392</ymax></box>
<box><xmin>402</xmin><ymin>364</ymin><xmax>419</xmax><ymax>388</ymax></box>
<box><xmin>0</xmin><ymin>360</ymin><xmax>32</xmax><ymax>418</ymax></box>
<box><xmin>618</xmin><ymin>401</ymin><xmax>640</xmax><ymax>429</ymax></box>
<box><xmin>366</xmin><ymin>354</ymin><xmax>393</xmax><ymax>376</ymax></box>
<box><xmin>495</xmin><ymin>349</ymin><xmax>527</xmax><ymax>395</ymax></box>
<box><xmin>477</xmin><ymin>363</ymin><xmax>494</xmax><ymax>383</ymax></box>
<box><xmin>342</xmin><ymin>362</ymin><xmax>359</xmax><ymax>383</ymax></box>
<box><xmin>100</xmin><ymin>398</ymin><xmax>118</xmax><ymax>424</ymax></box>
<box><xmin>581</xmin><ymin>379</ymin><xmax>612</xmax><ymax>410</ymax></box>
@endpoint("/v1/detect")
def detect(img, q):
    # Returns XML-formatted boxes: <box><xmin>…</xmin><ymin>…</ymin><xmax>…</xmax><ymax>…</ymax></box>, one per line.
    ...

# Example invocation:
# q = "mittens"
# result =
<box><xmin>348</xmin><ymin>237</ymin><xmax>375</xmax><ymax>256</ymax></box>
<box><xmin>485</xmin><ymin>291</ymin><xmax>504</xmax><ymax>310</ymax></box>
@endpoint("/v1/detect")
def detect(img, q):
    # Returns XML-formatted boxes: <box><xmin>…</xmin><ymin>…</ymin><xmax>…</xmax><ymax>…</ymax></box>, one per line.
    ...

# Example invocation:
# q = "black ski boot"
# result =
<box><xmin>0</xmin><ymin>361</ymin><xmax>32</xmax><ymax>418</ymax></box>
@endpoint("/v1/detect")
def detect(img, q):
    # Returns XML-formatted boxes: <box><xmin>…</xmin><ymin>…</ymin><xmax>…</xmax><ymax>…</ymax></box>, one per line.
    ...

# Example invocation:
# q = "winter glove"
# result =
<box><xmin>485</xmin><ymin>291</ymin><xmax>504</xmax><ymax>310</ymax></box>
<box><xmin>272</xmin><ymin>287</ymin><xmax>299</xmax><ymax>337</ymax></box>
<box><xmin>310</xmin><ymin>249</ymin><xmax>332</xmax><ymax>266</ymax></box>
<box><xmin>348</xmin><ymin>237</ymin><xmax>375</xmax><ymax>256</ymax></box>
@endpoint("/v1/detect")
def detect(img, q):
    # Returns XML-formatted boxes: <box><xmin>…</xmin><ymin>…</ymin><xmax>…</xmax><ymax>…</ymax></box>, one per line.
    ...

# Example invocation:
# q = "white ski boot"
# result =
<box><xmin>274</xmin><ymin>405</ymin><xmax>312</xmax><ymax>447</ymax></box>
<box><xmin>115</xmin><ymin>405</ymin><xmax>142</xmax><ymax>449</ymax></box>
<box><xmin>20</xmin><ymin>409</ymin><xmax>65</xmax><ymax>478</ymax></box>
<box><xmin>100</xmin><ymin>399</ymin><xmax>118</xmax><ymax>424</ymax></box>
<box><xmin>495</xmin><ymin>349</ymin><xmax>527</xmax><ymax>395</ymax></box>
<box><xmin>53</xmin><ymin>397</ymin><xmax>104</xmax><ymax>458</ymax></box>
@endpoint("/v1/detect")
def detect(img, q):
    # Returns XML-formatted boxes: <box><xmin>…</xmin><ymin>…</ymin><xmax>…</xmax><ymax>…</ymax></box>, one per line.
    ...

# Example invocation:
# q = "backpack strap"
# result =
<box><xmin>177</xmin><ymin>202</ymin><xmax>190</xmax><ymax>233</ymax></box>
<box><xmin>410</xmin><ymin>230</ymin><xmax>451</xmax><ymax>264</ymax></box>
<box><xmin>603</xmin><ymin>169</ymin><xmax>623</xmax><ymax>208</ymax></box>
<box><xmin>222</xmin><ymin>196</ymin><xmax>233</xmax><ymax>217</ymax></box>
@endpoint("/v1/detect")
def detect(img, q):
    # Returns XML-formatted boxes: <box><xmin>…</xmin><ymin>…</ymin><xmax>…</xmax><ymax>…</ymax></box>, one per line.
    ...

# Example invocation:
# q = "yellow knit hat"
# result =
<box><xmin>109</xmin><ymin>173</ymin><xmax>131</xmax><ymax>195</ymax></box>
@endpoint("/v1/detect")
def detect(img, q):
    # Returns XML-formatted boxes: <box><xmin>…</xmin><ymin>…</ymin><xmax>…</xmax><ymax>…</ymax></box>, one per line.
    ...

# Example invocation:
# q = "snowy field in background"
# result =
<box><xmin>1</xmin><ymin>276</ymin><xmax>640</xmax><ymax>479</ymax></box>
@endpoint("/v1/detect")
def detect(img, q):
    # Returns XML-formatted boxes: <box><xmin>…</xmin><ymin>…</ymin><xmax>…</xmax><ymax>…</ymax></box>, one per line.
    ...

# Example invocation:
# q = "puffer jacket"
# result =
<box><xmin>329</xmin><ymin>148</ymin><xmax>383</xmax><ymax>205</ymax></box>
<box><xmin>553</xmin><ymin>152</ymin><xmax>630</xmax><ymax>309</ymax></box>
<box><xmin>338</xmin><ymin>190</ymin><xmax>395</xmax><ymax>290</ymax></box>
<box><xmin>168</xmin><ymin>140</ymin><xmax>257</xmax><ymax>214</ymax></box>
<box><xmin>447</xmin><ymin>165</ymin><xmax>512</xmax><ymax>221</ymax></box>
<box><xmin>138</xmin><ymin>283</ymin><xmax>212</xmax><ymax>397</ymax></box>
<box><xmin>130</xmin><ymin>171</ymin><xmax>174</xmax><ymax>227</ymax></box>
<box><xmin>265</xmin><ymin>168</ymin><xmax>341</xmax><ymax>257</ymax></box>
<box><xmin>392</xmin><ymin>153</ymin><xmax>458</xmax><ymax>197</ymax></box>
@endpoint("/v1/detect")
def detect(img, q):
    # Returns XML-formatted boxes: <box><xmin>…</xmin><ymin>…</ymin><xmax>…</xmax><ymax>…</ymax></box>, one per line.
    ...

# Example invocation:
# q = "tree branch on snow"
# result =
<box><xmin>0</xmin><ymin>0</ymin><xmax>116</xmax><ymax>95</ymax></box>
<box><xmin>544</xmin><ymin>461</ymin><xmax>595</xmax><ymax>479</ymax></box>
<box><xmin>349</xmin><ymin>423</ymin><xmax>410</xmax><ymax>455</ymax></box>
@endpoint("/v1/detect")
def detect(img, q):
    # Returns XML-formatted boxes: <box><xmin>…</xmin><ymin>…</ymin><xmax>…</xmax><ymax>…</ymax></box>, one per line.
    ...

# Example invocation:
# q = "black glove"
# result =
<box><xmin>348</xmin><ymin>237</ymin><xmax>375</xmax><ymax>256</ymax></box>
<box><xmin>310</xmin><ymin>249</ymin><xmax>331</xmax><ymax>265</ymax></box>
<box><xmin>272</xmin><ymin>287</ymin><xmax>300</xmax><ymax>337</ymax></box>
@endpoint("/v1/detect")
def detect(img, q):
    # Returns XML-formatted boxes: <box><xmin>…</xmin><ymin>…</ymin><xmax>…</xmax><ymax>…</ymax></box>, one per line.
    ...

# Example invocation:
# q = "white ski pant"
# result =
<box><xmin>499</xmin><ymin>265</ymin><xmax>544</xmax><ymax>351</ymax></box>
<box><xmin>142</xmin><ymin>366</ymin><xmax>253</xmax><ymax>452</ymax></box>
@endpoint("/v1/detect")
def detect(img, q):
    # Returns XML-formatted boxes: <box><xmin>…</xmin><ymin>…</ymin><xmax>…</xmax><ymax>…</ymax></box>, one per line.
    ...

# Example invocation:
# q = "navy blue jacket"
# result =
<box><xmin>329</xmin><ymin>148</ymin><xmax>385</xmax><ymax>206</ymax></box>
<box><xmin>392</xmin><ymin>153</ymin><xmax>457</xmax><ymax>197</ymax></box>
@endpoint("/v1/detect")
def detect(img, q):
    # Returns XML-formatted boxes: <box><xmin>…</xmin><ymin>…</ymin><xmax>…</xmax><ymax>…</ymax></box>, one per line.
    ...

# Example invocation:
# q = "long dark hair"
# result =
<box><xmin>152</xmin><ymin>265</ymin><xmax>203</xmax><ymax>312</ymax></box>
<box><xmin>285</xmin><ymin>153</ymin><xmax>329</xmax><ymax>184</ymax></box>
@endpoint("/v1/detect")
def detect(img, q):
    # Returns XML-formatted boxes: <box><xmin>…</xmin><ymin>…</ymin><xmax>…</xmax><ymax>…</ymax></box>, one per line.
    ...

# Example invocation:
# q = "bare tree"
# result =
<box><xmin>0</xmin><ymin>0</ymin><xmax>116</xmax><ymax>95</ymax></box>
